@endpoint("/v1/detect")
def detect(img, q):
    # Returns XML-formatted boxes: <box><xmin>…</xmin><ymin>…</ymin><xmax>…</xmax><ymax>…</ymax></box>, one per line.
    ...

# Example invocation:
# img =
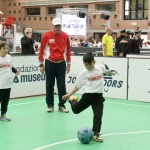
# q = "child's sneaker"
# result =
<box><xmin>69</xmin><ymin>96</ymin><xmax>79</xmax><ymax>102</ymax></box>
<box><xmin>0</xmin><ymin>114</ymin><xmax>11</xmax><ymax>122</ymax></box>
<box><xmin>47</xmin><ymin>106</ymin><xmax>54</xmax><ymax>112</ymax></box>
<box><xmin>58</xmin><ymin>107</ymin><xmax>69</xmax><ymax>113</ymax></box>
<box><xmin>93</xmin><ymin>134</ymin><xmax>103</xmax><ymax>142</ymax></box>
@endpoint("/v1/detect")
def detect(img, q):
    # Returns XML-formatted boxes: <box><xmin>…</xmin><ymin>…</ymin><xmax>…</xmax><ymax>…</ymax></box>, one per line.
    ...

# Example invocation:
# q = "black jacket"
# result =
<box><xmin>21</xmin><ymin>36</ymin><xmax>35</xmax><ymax>55</ymax></box>
<box><xmin>118</xmin><ymin>36</ymin><xmax>131</xmax><ymax>57</ymax></box>
<box><xmin>115</xmin><ymin>35</ymin><xmax>125</xmax><ymax>50</ymax></box>
<box><xmin>131</xmin><ymin>36</ymin><xmax>140</xmax><ymax>54</ymax></box>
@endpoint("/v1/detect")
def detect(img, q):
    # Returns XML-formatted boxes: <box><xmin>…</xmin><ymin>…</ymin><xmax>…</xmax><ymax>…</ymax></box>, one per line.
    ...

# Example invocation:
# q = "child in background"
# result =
<box><xmin>62</xmin><ymin>52</ymin><xmax>116</xmax><ymax>142</ymax></box>
<box><xmin>0</xmin><ymin>41</ymin><xmax>20</xmax><ymax>121</ymax></box>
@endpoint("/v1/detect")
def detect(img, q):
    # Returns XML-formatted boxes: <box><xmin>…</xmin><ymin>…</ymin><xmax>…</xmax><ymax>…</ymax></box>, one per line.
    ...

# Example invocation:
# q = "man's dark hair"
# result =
<box><xmin>83</xmin><ymin>52</ymin><xmax>94</xmax><ymax>63</ymax></box>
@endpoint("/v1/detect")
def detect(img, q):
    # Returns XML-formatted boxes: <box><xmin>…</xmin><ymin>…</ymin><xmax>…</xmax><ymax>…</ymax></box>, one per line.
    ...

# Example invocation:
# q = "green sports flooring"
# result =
<box><xmin>0</xmin><ymin>95</ymin><xmax>150</xmax><ymax>150</ymax></box>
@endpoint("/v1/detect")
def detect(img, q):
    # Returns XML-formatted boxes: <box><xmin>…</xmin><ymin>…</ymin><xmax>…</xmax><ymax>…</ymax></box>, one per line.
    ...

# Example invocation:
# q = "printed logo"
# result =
<box><xmin>0</xmin><ymin>62</ymin><xmax>11</xmax><ymax>68</ymax></box>
<box><xmin>88</xmin><ymin>73</ymin><xmax>102</xmax><ymax>81</ymax></box>
<box><xmin>49</xmin><ymin>39</ymin><xmax>55</xmax><ymax>43</ymax></box>
<box><xmin>13</xmin><ymin>65</ymin><xmax>45</xmax><ymax>83</ymax></box>
<box><xmin>103</xmin><ymin>64</ymin><xmax>123</xmax><ymax>92</ymax></box>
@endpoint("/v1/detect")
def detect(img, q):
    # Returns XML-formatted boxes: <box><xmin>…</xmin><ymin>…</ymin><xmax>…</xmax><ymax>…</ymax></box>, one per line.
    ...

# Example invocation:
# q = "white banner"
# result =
<box><xmin>128</xmin><ymin>58</ymin><xmax>150</xmax><ymax>102</ymax></box>
<box><xmin>62</xmin><ymin>14</ymin><xmax>86</xmax><ymax>36</ymax></box>
<box><xmin>66</xmin><ymin>56</ymin><xmax>128</xmax><ymax>100</ymax></box>
<box><xmin>11</xmin><ymin>56</ymin><xmax>128</xmax><ymax>100</ymax></box>
<box><xmin>10</xmin><ymin>56</ymin><xmax>46</xmax><ymax>98</ymax></box>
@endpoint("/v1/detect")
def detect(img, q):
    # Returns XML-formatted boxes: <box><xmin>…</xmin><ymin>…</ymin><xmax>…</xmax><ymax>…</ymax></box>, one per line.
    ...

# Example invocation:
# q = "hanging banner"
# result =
<box><xmin>62</xmin><ymin>14</ymin><xmax>86</xmax><ymax>36</ymax></box>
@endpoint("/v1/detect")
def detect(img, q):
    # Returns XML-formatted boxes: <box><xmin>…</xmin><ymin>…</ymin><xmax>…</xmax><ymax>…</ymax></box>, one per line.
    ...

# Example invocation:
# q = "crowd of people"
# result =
<box><xmin>115</xmin><ymin>29</ymin><xmax>143</xmax><ymax>57</ymax></box>
<box><xmin>70</xmin><ymin>37</ymin><xmax>103</xmax><ymax>48</ymax></box>
<box><xmin>69</xmin><ymin>27</ymin><xmax>147</xmax><ymax>57</ymax></box>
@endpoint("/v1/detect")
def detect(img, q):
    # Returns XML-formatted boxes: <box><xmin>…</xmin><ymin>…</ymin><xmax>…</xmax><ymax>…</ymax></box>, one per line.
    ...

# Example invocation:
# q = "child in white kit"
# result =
<box><xmin>63</xmin><ymin>52</ymin><xmax>116</xmax><ymax>142</ymax></box>
<box><xmin>0</xmin><ymin>41</ymin><xmax>20</xmax><ymax>121</ymax></box>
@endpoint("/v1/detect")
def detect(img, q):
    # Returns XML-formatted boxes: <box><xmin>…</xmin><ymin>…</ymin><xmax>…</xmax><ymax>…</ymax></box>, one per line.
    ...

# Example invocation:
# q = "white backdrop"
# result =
<box><xmin>11</xmin><ymin>56</ymin><xmax>128</xmax><ymax>100</ymax></box>
<box><xmin>11</xmin><ymin>55</ymin><xmax>150</xmax><ymax>102</ymax></box>
<box><xmin>128</xmin><ymin>58</ymin><xmax>150</xmax><ymax>102</ymax></box>
<box><xmin>62</xmin><ymin>14</ymin><xmax>86</xmax><ymax>36</ymax></box>
<box><xmin>10</xmin><ymin>56</ymin><xmax>46</xmax><ymax>98</ymax></box>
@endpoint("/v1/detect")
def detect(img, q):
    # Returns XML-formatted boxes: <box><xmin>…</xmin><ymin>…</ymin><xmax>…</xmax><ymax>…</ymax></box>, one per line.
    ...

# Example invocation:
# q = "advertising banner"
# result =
<box><xmin>62</xmin><ymin>14</ymin><xmax>86</xmax><ymax>36</ymax></box>
<box><xmin>10</xmin><ymin>56</ymin><xmax>45</xmax><ymax>98</ymax></box>
<box><xmin>11</xmin><ymin>56</ymin><xmax>128</xmax><ymax>100</ymax></box>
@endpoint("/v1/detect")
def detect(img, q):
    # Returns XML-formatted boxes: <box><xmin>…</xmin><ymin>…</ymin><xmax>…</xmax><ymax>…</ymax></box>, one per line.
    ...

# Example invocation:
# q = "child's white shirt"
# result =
<box><xmin>0</xmin><ymin>54</ymin><xmax>13</xmax><ymax>89</ymax></box>
<box><xmin>75</xmin><ymin>65</ymin><xmax>106</xmax><ymax>93</ymax></box>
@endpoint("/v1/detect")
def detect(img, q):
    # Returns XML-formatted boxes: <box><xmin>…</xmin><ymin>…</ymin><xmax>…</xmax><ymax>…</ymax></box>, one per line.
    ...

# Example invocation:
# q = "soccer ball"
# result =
<box><xmin>77</xmin><ymin>127</ymin><xmax>94</xmax><ymax>144</ymax></box>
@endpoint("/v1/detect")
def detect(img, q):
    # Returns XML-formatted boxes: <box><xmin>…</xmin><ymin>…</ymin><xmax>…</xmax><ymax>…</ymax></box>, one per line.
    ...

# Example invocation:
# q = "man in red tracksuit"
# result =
<box><xmin>38</xmin><ymin>18</ymin><xmax>71</xmax><ymax>113</ymax></box>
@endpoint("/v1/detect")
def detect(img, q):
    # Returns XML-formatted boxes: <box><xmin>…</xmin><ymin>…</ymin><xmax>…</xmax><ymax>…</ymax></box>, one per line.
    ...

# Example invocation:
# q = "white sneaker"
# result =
<box><xmin>0</xmin><ymin>114</ymin><xmax>11</xmax><ymax>122</ymax></box>
<box><xmin>47</xmin><ymin>107</ymin><xmax>54</xmax><ymax>112</ymax></box>
<box><xmin>93</xmin><ymin>134</ymin><xmax>103</xmax><ymax>142</ymax></box>
<box><xmin>58</xmin><ymin>107</ymin><xmax>69</xmax><ymax>113</ymax></box>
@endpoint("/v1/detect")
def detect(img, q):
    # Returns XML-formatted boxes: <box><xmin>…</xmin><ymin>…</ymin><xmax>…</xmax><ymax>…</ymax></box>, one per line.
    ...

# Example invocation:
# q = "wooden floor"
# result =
<box><xmin>0</xmin><ymin>95</ymin><xmax>150</xmax><ymax>150</ymax></box>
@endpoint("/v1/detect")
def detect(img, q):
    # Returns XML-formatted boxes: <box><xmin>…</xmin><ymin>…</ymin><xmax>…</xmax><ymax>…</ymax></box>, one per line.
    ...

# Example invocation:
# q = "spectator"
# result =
<box><xmin>118</xmin><ymin>30</ymin><xmax>131</xmax><ymax>57</ymax></box>
<box><xmin>115</xmin><ymin>29</ymin><xmax>126</xmax><ymax>51</ymax></box>
<box><xmin>95</xmin><ymin>38</ymin><xmax>102</xmax><ymax>48</ymax></box>
<box><xmin>72</xmin><ymin>38</ymin><xmax>79</xmax><ymax>47</ymax></box>
<box><xmin>102</xmin><ymin>28</ymin><xmax>113</xmax><ymax>56</ymax></box>
<box><xmin>131</xmin><ymin>30</ymin><xmax>141</xmax><ymax>54</ymax></box>
<box><xmin>21</xmin><ymin>28</ymin><xmax>38</xmax><ymax>55</ymax></box>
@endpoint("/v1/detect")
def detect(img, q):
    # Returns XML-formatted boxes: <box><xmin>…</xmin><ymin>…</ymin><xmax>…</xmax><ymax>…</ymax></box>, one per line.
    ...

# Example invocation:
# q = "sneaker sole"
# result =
<box><xmin>58</xmin><ymin>110</ymin><xmax>69</xmax><ymax>113</ymax></box>
<box><xmin>0</xmin><ymin>118</ymin><xmax>11</xmax><ymax>122</ymax></box>
<box><xmin>47</xmin><ymin>110</ymin><xmax>54</xmax><ymax>112</ymax></box>
<box><xmin>92</xmin><ymin>138</ymin><xmax>103</xmax><ymax>142</ymax></box>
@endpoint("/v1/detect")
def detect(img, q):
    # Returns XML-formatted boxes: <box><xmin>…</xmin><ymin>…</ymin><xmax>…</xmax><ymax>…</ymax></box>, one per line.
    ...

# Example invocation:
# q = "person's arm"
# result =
<box><xmin>62</xmin><ymin>86</ymin><xmax>79</xmax><ymax>100</ymax></box>
<box><xmin>38</xmin><ymin>34</ymin><xmax>47</xmax><ymax>64</ymax></box>
<box><xmin>118</xmin><ymin>42</ymin><xmax>123</xmax><ymax>57</ymax></box>
<box><xmin>10</xmin><ymin>56</ymin><xmax>20</xmax><ymax>75</ymax></box>
<box><xmin>38</xmin><ymin>34</ymin><xmax>47</xmax><ymax>73</ymax></box>
<box><xmin>102</xmin><ymin>36</ymin><xmax>107</xmax><ymax>56</ymax></box>
<box><xmin>115</xmin><ymin>38</ymin><xmax>119</xmax><ymax>50</ymax></box>
<box><xmin>66</xmin><ymin>35</ymin><xmax>71</xmax><ymax>74</ymax></box>
<box><xmin>123</xmin><ymin>39</ymin><xmax>131</xmax><ymax>55</ymax></box>
<box><xmin>105</xmin><ymin>70</ymin><xmax>116</xmax><ymax>75</ymax></box>
<box><xmin>12</xmin><ymin>67</ymin><xmax>17</xmax><ymax>74</ymax></box>
<box><xmin>103</xmin><ymin>44</ymin><xmax>107</xmax><ymax>56</ymax></box>
<box><xmin>21</xmin><ymin>37</ymin><xmax>32</xmax><ymax>46</ymax></box>
<box><xmin>12</xmin><ymin>67</ymin><xmax>20</xmax><ymax>75</ymax></box>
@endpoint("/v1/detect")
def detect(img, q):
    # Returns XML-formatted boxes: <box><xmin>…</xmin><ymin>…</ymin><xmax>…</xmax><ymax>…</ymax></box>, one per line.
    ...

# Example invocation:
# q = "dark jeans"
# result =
<box><xmin>0</xmin><ymin>88</ymin><xmax>11</xmax><ymax>115</ymax></box>
<box><xmin>45</xmin><ymin>59</ymin><xmax>66</xmax><ymax>107</ymax></box>
<box><xmin>70</xmin><ymin>93</ymin><xmax>105</xmax><ymax>134</ymax></box>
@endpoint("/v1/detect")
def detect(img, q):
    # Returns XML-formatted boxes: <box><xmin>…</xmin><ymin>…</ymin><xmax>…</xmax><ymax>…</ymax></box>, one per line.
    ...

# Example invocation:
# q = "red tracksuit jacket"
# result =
<box><xmin>38</xmin><ymin>30</ymin><xmax>71</xmax><ymax>64</ymax></box>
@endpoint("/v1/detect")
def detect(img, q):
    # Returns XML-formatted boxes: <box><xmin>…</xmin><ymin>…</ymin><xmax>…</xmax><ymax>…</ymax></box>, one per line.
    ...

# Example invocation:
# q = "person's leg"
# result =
<box><xmin>70</xmin><ymin>94</ymin><xmax>91</xmax><ymax>114</ymax></box>
<box><xmin>56</xmin><ymin>61</ymin><xmax>66</xmax><ymax>107</ymax></box>
<box><xmin>91</xmin><ymin>94</ymin><xmax>105</xmax><ymax>142</ymax></box>
<box><xmin>0</xmin><ymin>89</ymin><xmax>4</xmax><ymax>114</ymax></box>
<box><xmin>45</xmin><ymin>60</ymin><xmax>56</xmax><ymax>108</ymax></box>
<box><xmin>1</xmin><ymin>89</ymin><xmax>11</xmax><ymax>115</ymax></box>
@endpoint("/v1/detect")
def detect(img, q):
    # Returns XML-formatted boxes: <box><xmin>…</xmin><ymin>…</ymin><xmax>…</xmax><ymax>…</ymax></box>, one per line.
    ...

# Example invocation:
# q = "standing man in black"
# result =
<box><xmin>21</xmin><ymin>28</ymin><xmax>38</xmax><ymax>55</ymax></box>
<box><xmin>115</xmin><ymin>29</ymin><xmax>125</xmax><ymax>56</ymax></box>
<box><xmin>118</xmin><ymin>31</ymin><xmax>132</xmax><ymax>57</ymax></box>
<box><xmin>131</xmin><ymin>30</ymin><xmax>141</xmax><ymax>54</ymax></box>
